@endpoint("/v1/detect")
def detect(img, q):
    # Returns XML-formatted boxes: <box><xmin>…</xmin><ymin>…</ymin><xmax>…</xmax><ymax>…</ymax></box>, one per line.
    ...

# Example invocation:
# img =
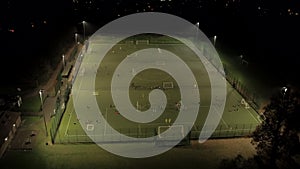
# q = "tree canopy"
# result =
<box><xmin>251</xmin><ymin>87</ymin><xmax>300</xmax><ymax>168</ymax></box>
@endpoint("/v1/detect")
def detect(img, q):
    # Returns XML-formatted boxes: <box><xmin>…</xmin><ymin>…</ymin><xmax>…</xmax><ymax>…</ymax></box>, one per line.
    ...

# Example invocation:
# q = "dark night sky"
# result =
<box><xmin>0</xmin><ymin>0</ymin><xmax>299</xmax><ymax>87</ymax></box>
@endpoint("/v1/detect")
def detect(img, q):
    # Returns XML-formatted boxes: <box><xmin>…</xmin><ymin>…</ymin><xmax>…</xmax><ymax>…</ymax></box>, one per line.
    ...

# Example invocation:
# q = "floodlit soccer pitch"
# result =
<box><xmin>56</xmin><ymin>35</ymin><xmax>261</xmax><ymax>143</ymax></box>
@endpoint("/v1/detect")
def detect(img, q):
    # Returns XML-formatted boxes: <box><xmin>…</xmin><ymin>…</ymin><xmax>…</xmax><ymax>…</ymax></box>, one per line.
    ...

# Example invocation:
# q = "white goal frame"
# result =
<box><xmin>86</xmin><ymin>124</ymin><xmax>94</xmax><ymax>131</ymax></box>
<box><xmin>135</xmin><ymin>40</ymin><xmax>149</xmax><ymax>45</ymax></box>
<box><xmin>163</xmin><ymin>82</ymin><xmax>174</xmax><ymax>89</ymax></box>
<box><xmin>157</xmin><ymin>125</ymin><xmax>184</xmax><ymax>139</ymax></box>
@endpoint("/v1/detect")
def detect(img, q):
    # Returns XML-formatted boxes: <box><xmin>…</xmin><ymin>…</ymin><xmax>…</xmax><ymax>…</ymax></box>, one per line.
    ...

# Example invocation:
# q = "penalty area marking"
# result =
<box><xmin>246</xmin><ymin>108</ymin><xmax>261</xmax><ymax>123</ymax></box>
<box><xmin>231</xmin><ymin>90</ymin><xmax>261</xmax><ymax>124</ymax></box>
<box><xmin>66</xmin><ymin>56</ymin><xmax>88</xmax><ymax>136</ymax></box>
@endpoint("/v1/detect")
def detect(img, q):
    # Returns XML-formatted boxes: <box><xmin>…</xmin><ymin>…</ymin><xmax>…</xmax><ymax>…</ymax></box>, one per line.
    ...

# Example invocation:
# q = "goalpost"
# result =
<box><xmin>86</xmin><ymin>124</ymin><xmax>94</xmax><ymax>131</ymax></box>
<box><xmin>135</xmin><ymin>40</ymin><xmax>149</xmax><ymax>45</ymax></box>
<box><xmin>157</xmin><ymin>125</ymin><xmax>185</xmax><ymax>139</ymax></box>
<box><xmin>125</xmin><ymin>40</ymin><xmax>134</xmax><ymax>44</ymax></box>
<box><xmin>241</xmin><ymin>98</ymin><xmax>250</xmax><ymax>109</ymax></box>
<box><xmin>163</xmin><ymin>82</ymin><xmax>174</xmax><ymax>89</ymax></box>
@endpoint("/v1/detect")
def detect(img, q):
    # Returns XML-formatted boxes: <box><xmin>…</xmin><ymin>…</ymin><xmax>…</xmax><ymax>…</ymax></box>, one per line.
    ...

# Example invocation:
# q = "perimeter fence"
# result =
<box><xmin>53</xmin><ymin>123</ymin><xmax>258</xmax><ymax>144</ymax></box>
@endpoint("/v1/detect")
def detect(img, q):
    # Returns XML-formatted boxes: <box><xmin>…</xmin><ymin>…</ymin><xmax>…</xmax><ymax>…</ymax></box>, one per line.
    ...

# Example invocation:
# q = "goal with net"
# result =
<box><xmin>86</xmin><ymin>124</ymin><xmax>94</xmax><ymax>131</ymax></box>
<box><xmin>157</xmin><ymin>125</ymin><xmax>184</xmax><ymax>139</ymax></box>
<box><xmin>163</xmin><ymin>82</ymin><xmax>174</xmax><ymax>89</ymax></box>
<box><xmin>135</xmin><ymin>40</ymin><xmax>149</xmax><ymax>45</ymax></box>
<box><xmin>156</xmin><ymin>125</ymin><xmax>190</xmax><ymax>146</ymax></box>
<box><xmin>125</xmin><ymin>40</ymin><xmax>134</xmax><ymax>44</ymax></box>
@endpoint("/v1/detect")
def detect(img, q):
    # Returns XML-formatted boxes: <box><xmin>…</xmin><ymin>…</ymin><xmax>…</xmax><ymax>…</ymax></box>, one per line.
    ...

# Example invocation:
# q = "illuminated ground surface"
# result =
<box><xmin>56</xmin><ymin>34</ymin><xmax>260</xmax><ymax>143</ymax></box>
<box><xmin>0</xmin><ymin>115</ymin><xmax>256</xmax><ymax>169</ymax></box>
<box><xmin>0</xmin><ymin>34</ymin><xmax>260</xmax><ymax>169</ymax></box>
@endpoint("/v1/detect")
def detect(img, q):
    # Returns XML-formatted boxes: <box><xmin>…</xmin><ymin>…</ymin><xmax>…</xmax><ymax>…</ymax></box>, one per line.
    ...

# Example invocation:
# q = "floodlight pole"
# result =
<box><xmin>281</xmin><ymin>86</ymin><xmax>288</xmax><ymax>103</ymax></box>
<box><xmin>82</xmin><ymin>21</ymin><xmax>86</xmax><ymax>42</ymax></box>
<box><xmin>195</xmin><ymin>22</ymin><xmax>199</xmax><ymax>40</ymax></box>
<box><xmin>39</xmin><ymin>90</ymin><xmax>48</xmax><ymax>137</ymax></box>
<box><xmin>213</xmin><ymin>35</ymin><xmax>217</xmax><ymax>46</ymax></box>
<box><xmin>39</xmin><ymin>90</ymin><xmax>43</xmax><ymax>109</ymax></box>
<box><xmin>62</xmin><ymin>54</ymin><xmax>65</xmax><ymax>68</ymax></box>
<box><xmin>75</xmin><ymin>33</ymin><xmax>78</xmax><ymax>44</ymax></box>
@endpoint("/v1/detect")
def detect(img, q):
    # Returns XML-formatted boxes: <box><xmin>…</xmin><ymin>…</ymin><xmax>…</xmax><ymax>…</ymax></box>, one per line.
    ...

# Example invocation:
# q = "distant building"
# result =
<box><xmin>0</xmin><ymin>111</ymin><xmax>21</xmax><ymax>158</ymax></box>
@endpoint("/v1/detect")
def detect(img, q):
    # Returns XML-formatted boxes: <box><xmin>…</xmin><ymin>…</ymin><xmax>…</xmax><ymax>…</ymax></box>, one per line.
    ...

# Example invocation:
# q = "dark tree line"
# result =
<box><xmin>252</xmin><ymin>87</ymin><xmax>300</xmax><ymax>168</ymax></box>
<box><xmin>220</xmin><ymin>87</ymin><xmax>300</xmax><ymax>169</ymax></box>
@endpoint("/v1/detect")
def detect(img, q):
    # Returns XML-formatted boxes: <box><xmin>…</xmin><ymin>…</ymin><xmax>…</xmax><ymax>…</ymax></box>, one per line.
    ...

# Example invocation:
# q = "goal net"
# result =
<box><xmin>86</xmin><ymin>124</ymin><xmax>94</xmax><ymax>131</ymax></box>
<box><xmin>241</xmin><ymin>98</ymin><xmax>250</xmax><ymax>109</ymax></box>
<box><xmin>125</xmin><ymin>40</ymin><xmax>134</xmax><ymax>44</ymax></box>
<box><xmin>157</xmin><ymin>125</ymin><xmax>185</xmax><ymax>140</ymax></box>
<box><xmin>136</xmin><ymin>40</ymin><xmax>149</xmax><ymax>45</ymax></box>
<box><xmin>163</xmin><ymin>82</ymin><xmax>174</xmax><ymax>89</ymax></box>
